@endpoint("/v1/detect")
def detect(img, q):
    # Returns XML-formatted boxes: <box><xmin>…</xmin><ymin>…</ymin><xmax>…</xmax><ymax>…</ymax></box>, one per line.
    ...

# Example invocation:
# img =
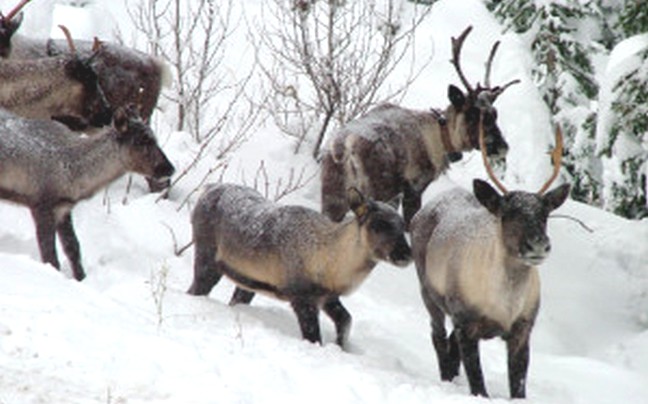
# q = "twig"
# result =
<box><xmin>549</xmin><ymin>214</ymin><xmax>594</xmax><ymax>233</ymax></box>
<box><xmin>161</xmin><ymin>222</ymin><xmax>194</xmax><ymax>256</ymax></box>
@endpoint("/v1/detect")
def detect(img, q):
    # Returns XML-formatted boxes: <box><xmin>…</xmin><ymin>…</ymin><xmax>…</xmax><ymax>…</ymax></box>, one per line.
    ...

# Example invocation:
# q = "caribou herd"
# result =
<box><xmin>0</xmin><ymin>1</ymin><xmax>571</xmax><ymax>399</ymax></box>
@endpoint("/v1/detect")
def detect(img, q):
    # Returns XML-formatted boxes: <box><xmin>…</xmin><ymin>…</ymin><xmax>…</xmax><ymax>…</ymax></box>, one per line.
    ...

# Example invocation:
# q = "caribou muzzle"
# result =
<box><xmin>389</xmin><ymin>236</ymin><xmax>412</xmax><ymax>267</ymax></box>
<box><xmin>153</xmin><ymin>159</ymin><xmax>175</xmax><ymax>182</ymax></box>
<box><xmin>519</xmin><ymin>233</ymin><xmax>551</xmax><ymax>266</ymax></box>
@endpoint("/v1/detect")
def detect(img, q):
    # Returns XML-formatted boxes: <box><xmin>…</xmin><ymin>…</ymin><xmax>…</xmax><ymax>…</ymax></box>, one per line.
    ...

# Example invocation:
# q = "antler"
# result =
<box><xmin>478</xmin><ymin>116</ymin><xmax>508</xmax><ymax>194</ymax></box>
<box><xmin>537</xmin><ymin>126</ymin><xmax>564</xmax><ymax>195</ymax></box>
<box><xmin>451</xmin><ymin>25</ymin><xmax>474</xmax><ymax>95</ymax></box>
<box><xmin>3</xmin><ymin>0</ymin><xmax>32</xmax><ymax>22</ymax></box>
<box><xmin>482</xmin><ymin>39</ymin><xmax>521</xmax><ymax>102</ymax></box>
<box><xmin>58</xmin><ymin>25</ymin><xmax>76</xmax><ymax>54</ymax></box>
<box><xmin>483</xmin><ymin>40</ymin><xmax>500</xmax><ymax>88</ymax></box>
<box><xmin>489</xmin><ymin>79</ymin><xmax>521</xmax><ymax>100</ymax></box>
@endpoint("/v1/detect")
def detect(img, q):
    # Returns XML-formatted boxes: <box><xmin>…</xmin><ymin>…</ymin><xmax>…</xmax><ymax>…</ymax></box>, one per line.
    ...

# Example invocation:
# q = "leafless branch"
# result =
<box><xmin>161</xmin><ymin>222</ymin><xmax>194</xmax><ymax>256</ymax></box>
<box><xmin>251</xmin><ymin>0</ymin><xmax>432</xmax><ymax>158</ymax></box>
<box><xmin>549</xmin><ymin>214</ymin><xmax>594</xmax><ymax>233</ymax></box>
<box><xmin>251</xmin><ymin>160</ymin><xmax>317</xmax><ymax>202</ymax></box>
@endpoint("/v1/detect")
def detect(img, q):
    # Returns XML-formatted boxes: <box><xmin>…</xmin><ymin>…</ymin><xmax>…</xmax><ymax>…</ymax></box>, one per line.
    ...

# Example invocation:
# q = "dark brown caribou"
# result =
<box><xmin>410</xmin><ymin>121</ymin><xmax>570</xmax><ymax>398</ymax></box>
<box><xmin>0</xmin><ymin>105</ymin><xmax>175</xmax><ymax>281</ymax></box>
<box><xmin>0</xmin><ymin>0</ymin><xmax>169</xmax><ymax>123</ymax></box>
<box><xmin>187</xmin><ymin>184</ymin><xmax>411</xmax><ymax>347</ymax></box>
<box><xmin>0</xmin><ymin>21</ymin><xmax>112</xmax><ymax>130</ymax></box>
<box><xmin>320</xmin><ymin>26</ymin><xmax>519</xmax><ymax>226</ymax></box>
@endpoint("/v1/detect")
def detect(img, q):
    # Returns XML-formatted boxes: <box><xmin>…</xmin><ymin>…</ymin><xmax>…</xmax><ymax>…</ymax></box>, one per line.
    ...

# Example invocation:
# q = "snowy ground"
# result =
<box><xmin>0</xmin><ymin>0</ymin><xmax>647</xmax><ymax>403</ymax></box>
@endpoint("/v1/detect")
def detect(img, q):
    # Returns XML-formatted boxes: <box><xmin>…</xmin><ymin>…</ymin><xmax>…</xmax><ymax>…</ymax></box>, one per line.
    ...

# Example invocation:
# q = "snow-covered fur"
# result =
<box><xmin>320</xmin><ymin>87</ymin><xmax>509</xmax><ymax>227</ymax></box>
<box><xmin>188</xmin><ymin>183</ymin><xmax>412</xmax><ymax>347</ymax></box>
<box><xmin>0</xmin><ymin>106</ymin><xmax>175</xmax><ymax>281</ymax></box>
<box><xmin>410</xmin><ymin>179</ymin><xmax>570</xmax><ymax>398</ymax></box>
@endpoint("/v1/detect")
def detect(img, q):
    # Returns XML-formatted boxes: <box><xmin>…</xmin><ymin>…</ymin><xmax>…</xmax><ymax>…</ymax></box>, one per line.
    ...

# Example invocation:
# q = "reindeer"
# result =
<box><xmin>409</xmin><ymin>121</ymin><xmax>570</xmax><ymax>398</ymax></box>
<box><xmin>0</xmin><ymin>105</ymin><xmax>175</xmax><ymax>281</ymax></box>
<box><xmin>0</xmin><ymin>23</ymin><xmax>112</xmax><ymax>130</ymax></box>
<box><xmin>320</xmin><ymin>26</ymin><xmax>519</xmax><ymax>227</ymax></box>
<box><xmin>187</xmin><ymin>184</ymin><xmax>412</xmax><ymax>347</ymax></box>
<box><xmin>0</xmin><ymin>0</ymin><xmax>169</xmax><ymax>123</ymax></box>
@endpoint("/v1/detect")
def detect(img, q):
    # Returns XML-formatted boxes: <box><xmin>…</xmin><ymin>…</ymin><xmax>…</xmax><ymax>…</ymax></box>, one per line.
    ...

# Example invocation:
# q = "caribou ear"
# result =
<box><xmin>448</xmin><ymin>85</ymin><xmax>466</xmax><ymax>109</ymax></box>
<box><xmin>543</xmin><ymin>183</ymin><xmax>571</xmax><ymax>212</ymax></box>
<box><xmin>348</xmin><ymin>187</ymin><xmax>369</xmax><ymax>221</ymax></box>
<box><xmin>386</xmin><ymin>193</ymin><xmax>402</xmax><ymax>210</ymax></box>
<box><xmin>112</xmin><ymin>107</ymin><xmax>129</xmax><ymax>134</ymax></box>
<box><xmin>473</xmin><ymin>179</ymin><xmax>502</xmax><ymax>215</ymax></box>
<box><xmin>5</xmin><ymin>12</ymin><xmax>23</xmax><ymax>34</ymax></box>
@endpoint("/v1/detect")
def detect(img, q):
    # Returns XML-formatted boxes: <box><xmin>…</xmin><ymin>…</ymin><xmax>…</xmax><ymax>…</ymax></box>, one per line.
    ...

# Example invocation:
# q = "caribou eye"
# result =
<box><xmin>370</xmin><ymin>219</ymin><xmax>393</xmax><ymax>233</ymax></box>
<box><xmin>465</xmin><ymin>107</ymin><xmax>479</xmax><ymax>124</ymax></box>
<box><xmin>483</xmin><ymin>111</ymin><xmax>497</xmax><ymax>125</ymax></box>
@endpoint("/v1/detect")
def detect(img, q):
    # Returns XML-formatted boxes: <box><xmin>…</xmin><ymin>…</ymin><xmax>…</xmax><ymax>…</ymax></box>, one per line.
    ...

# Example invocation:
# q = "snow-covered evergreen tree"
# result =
<box><xmin>487</xmin><ymin>0</ymin><xmax>602</xmax><ymax>205</ymax></box>
<box><xmin>596</xmin><ymin>1</ymin><xmax>648</xmax><ymax>219</ymax></box>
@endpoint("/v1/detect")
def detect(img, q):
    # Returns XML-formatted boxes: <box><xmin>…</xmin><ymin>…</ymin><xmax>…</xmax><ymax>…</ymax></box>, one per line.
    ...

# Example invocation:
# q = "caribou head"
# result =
<box><xmin>478</xmin><ymin>117</ymin><xmax>570</xmax><ymax>267</ymax></box>
<box><xmin>446</xmin><ymin>26</ymin><xmax>520</xmax><ymax>161</ymax></box>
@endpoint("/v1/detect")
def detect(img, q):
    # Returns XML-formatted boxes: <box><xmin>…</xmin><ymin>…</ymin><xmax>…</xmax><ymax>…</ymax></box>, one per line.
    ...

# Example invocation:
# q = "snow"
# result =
<box><xmin>0</xmin><ymin>0</ymin><xmax>647</xmax><ymax>403</ymax></box>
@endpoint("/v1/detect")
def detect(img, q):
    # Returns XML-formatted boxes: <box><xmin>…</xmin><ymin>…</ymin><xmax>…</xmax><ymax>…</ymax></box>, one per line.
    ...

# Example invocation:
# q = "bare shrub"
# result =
<box><xmin>252</xmin><ymin>0</ymin><xmax>432</xmax><ymax>158</ymax></box>
<box><xmin>126</xmin><ymin>0</ymin><xmax>262</xmax><ymax>196</ymax></box>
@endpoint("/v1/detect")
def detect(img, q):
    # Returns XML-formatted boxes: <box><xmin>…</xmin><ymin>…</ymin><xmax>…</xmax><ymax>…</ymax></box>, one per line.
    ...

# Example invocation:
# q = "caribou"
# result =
<box><xmin>410</xmin><ymin>122</ymin><xmax>570</xmax><ymax>398</ymax></box>
<box><xmin>187</xmin><ymin>184</ymin><xmax>411</xmax><ymax>347</ymax></box>
<box><xmin>0</xmin><ymin>22</ymin><xmax>112</xmax><ymax>130</ymax></box>
<box><xmin>0</xmin><ymin>0</ymin><xmax>169</xmax><ymax>123</ymax></box>
<box><xmin>320</xmin><ymin>26</ymin><xmax>519</xmax><ymax>227</ymax></box>
<box><xmin>0</xmin><ymin>105</ymin><xmax>175</xmax><ymax>281</ymax></box>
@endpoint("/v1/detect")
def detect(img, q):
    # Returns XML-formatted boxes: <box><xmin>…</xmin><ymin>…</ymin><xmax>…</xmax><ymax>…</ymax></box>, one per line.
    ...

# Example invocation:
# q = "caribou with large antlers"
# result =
<box><xmin>320</xmin><ymin>26</ymin><xmax>519</xmax><ymax>227</ymax></box>
<box><xmin>410</xmin><ymin>121</ymin><xmax>570</xmax><ymax>398</ymax></box>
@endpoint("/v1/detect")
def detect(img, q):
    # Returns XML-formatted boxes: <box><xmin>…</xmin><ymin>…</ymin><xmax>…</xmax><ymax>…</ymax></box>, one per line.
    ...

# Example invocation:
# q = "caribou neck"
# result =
<box><xmin>329</xmin><ymin>217</ymin><xmax>375</xmax><ymax>263</ymax></box>
<box><xmin>417</xmin><ymin>110</ymin><xmax>458</xmax><ymax>169</ymax></box>
<box><xmin>63</xmin><ymin>130</ymin><xmax>128</xmax><ymax>201</ymax></box>
<box><xmin>318</xmin><ymin>216</ymin><xmax>377</xmax><ymax>294</ymax></box>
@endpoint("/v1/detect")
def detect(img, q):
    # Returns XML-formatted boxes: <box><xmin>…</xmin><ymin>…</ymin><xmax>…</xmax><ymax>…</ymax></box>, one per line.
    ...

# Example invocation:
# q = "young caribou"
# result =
<box><xmin>410</xmin><ymin>122</ymin><xmax>570</xmax><ymax>398</ymax></box>
<box><xmin>320</xmin><ymin>26</ymin><xmax>519</xmax><ymax>226</ymax></box>
<box><xmin>187</xmin><ymin>184</ymin><xmax>412</xmax><ymax>347</ymax></box>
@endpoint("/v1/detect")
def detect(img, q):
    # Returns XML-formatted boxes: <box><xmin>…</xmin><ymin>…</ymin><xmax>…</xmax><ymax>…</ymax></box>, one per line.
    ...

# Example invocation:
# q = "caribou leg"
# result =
<box><xmin>56</xmin><ymin>213</ymin><xmax>85</xmax><ymax>281</ymax></box>
<box><xmin>187</xmin><ymin>240</ymin><xmax>222</xmax><ymax>296</ymax></box>
<box><xmin>507</xmin><ymin>319</ymin><xmax>533</xmax><ymax>399</ymax></box>
<box><xmin>323</xmin><ymin>297</ymin><xmax>352</xmax><ymax>348</ymax></box>
<box><xmin>423</xmin><ymin>290</ymin><xmax>460</xmax><ymax>381</ymax></box>
<box><xmin>229</xmin><ymin>287</ymin><xmax>256</xmax><ymax>305</ymax></box>
<box><xmin>31</xmin><ymin>207</ymin><xmax>60</xmax><ymax>270</ymax></box>
<box><xmin>456</xmin><ymin>326</ymin><xmax>488</xmax><ymax>397</ymax></box>
<box><xmin>291</xmin><ymin>298</ymin><xmax>321</xmax><ymax>344</ymax></box>
<box><xmin>403</xmin><ymin>184</ymin><xmax>422</xmax><ymax>229</ymax></box>
<box><xmin>320</xmin><ymin>154</ymin><xmax>348</xmax><ymax>222</ymax></box>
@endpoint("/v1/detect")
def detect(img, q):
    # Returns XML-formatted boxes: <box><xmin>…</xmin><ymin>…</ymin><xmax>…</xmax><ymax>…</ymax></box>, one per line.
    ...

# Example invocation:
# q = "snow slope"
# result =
<box><xmin>0</xmin><ymin>0</ymin><xmax>647</xmax><ymax>403</ymax></box>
